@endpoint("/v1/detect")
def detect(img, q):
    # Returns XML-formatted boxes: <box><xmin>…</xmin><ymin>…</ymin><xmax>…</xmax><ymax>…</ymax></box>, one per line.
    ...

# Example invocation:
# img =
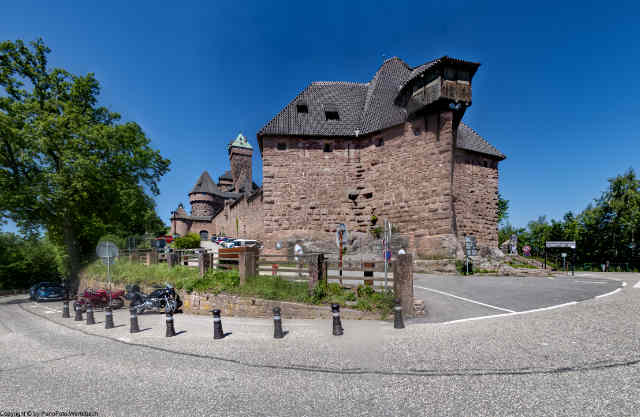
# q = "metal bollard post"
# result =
<box><xmin>104</xmin><ymin>306</ymin><xmax>114</xmax><ymax>329</ymax></box>
<box><xmin>273</xmin><ymin>307</ymin><xmax>284</xmax><ymax>339</ymax></box>
<box><xmin>331</xmin><ymin>303</ymin><xmax>343</xmax><ymax>336</ymax></box>
<box><xmin>165</xmin><ymin>311</ymin><xmax>176</xmax><ymax>337</ymax></box>
<box><xmin>62</xmin><ymin>301</ymin><xmax>70</xmax><ymax>318</ymax></box>
<box><xmin>129</xmin><ymin>307</ymin><xmax>140</xmax><ymax>333</ymax></box>
<box><xmin>74</xmin><ymin>302</ymin><xmax>83</xmax><ymax>321</ymax></box>
<box><xmin>393</xmin><ymin>299</ymin><xmax>405</xmax><ymax>329</ymax></box>
<box><xmin>86</xmin><ymin>304</ymin><xmax>96</xmax><ymax>325</ymax></box>
<box><xmin>211</xmin><ymin>309</ymin><xmax>224</xmax><ymax>340</ymax></box>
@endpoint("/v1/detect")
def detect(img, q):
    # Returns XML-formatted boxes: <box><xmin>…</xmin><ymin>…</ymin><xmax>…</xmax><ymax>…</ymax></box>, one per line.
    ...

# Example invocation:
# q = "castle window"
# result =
<box><xmin>277</xmin><ymin>142</ymin><xmax>287</xmax><ymax>151</ymax></box>
<box><xmin>375</xmin><ymin>137</ymin><xmax>384</xmax><ymax>147</ymax></box>
<box><xmin>325</xmin><ymin>111</ymin><xmax>340</xmax><ymax>121</ymax></box>
<box><xmin>323</xmin><ymin>143</ymin><xmax>333</xmax><ymax>153</ymax></box>
<box><xmin>483</xmin><ymin>161</ymin><xmax>488</xmax><ymax>167</ymax></box>
<box><xmin>199</xmin><ymin>230</ymin><xmax>209</xmax><ymax>241</ymax></box>
<box><xmin>296</xmin><ymin>104</ymin><xmax>308</xmax><ymax>114</ymax></box>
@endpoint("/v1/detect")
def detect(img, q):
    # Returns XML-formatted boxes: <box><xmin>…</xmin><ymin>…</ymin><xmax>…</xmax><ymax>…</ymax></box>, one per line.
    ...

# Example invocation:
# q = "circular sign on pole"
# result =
<box><xmin>96</xmin><ymin>241</ymin><xmax>119</xmax><ymax>258</ymax></box>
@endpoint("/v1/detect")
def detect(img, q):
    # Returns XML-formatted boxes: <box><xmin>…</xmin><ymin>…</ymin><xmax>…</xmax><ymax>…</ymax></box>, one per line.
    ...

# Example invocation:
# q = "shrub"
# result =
<box><xmin>173</xmin><ymin>233</ymin><xmax>201</xmax><ymax>249</ymax></box>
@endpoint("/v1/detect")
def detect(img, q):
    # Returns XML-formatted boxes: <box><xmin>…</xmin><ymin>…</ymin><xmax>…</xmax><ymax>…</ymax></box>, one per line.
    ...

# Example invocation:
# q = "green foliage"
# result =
<box><xmin>497</xmin><ymin>193</ymin><xmax>509</xmax><ymax>225</ymax></box>
<box><xmin>371</xmin><ymin>226</ymin><xmax>383</xmax><ymax>239</ymax></box>
<box><xmin>173</xmin><ymin>233</ymin><xmax>201</xmax><ymax>249</ymax></box>
<box><xmin>81</xmin><ymin>260</ymin><xmax>394</xmax><ymax>315</ymax></box>
<box><xmin>0</xmin><ymin>233</ymin><xmax>63</xmax><ymax>289</ymax></box>
<box><xmin>499</xmin><ymin>168</ymin><xmax>640</xmax><ymax>267</ymax></box>
<box><xmin>356</xmin><ymin>284</ymin><xmax>375</xmax><ymax>298</ymax></box>
<box><xmin>0</xmin><ymin>38</ymin><xmax>170</xmax><ymax>282</ymax></box>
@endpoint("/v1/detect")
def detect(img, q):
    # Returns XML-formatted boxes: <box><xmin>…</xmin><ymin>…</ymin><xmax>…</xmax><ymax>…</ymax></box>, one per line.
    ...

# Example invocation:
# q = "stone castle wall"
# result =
<box><xmin>261</xmin><ymin>110</ymin><xmax>461</xmax><ymax>257</ymax></box>
<box><xmin>213</xmin><ymin>191</ymin><xmax>264</xmax><ymax>240</ymax></box>
<box><xmin>230</xmin><ymin>148</ymin><xmax>253</xmax><ymax>193</ymax></box>
<box><xmin>453</xmin><ymin>149</ymin><xmax>500</xmax><ymax>248</ymax></box>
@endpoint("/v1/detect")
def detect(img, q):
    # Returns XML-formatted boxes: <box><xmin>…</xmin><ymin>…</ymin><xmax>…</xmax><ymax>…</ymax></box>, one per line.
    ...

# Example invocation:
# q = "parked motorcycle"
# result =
<box><xmin>125</xmin><ymin>284</ymin><xmax>182</xmax><ymax>314</ymax></box>
<box><xmin>74</xmin><ymin>288</ymin><xmax>125</xmax><ymax>312</ymax></box>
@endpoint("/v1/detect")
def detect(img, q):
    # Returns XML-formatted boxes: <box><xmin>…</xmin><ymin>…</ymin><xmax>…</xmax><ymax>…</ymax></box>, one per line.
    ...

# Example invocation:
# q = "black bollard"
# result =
<box><xmin>74</xmin><ymin>302</ymin><xmax>83</xmax><ymax>321</ymax></box>
<box><xmin>165</xmin><ymin>311</ymin><xmax>176</xmax><ymax>337</ymax></box>
<box><xmin>62</xmin><ymin>301</ymin><xmax>70</xmax><ymax>318</ymax></box>
<box><xmin>273</xmin><ymin>307</ymin><xmax>284</xmax><ymax>339</ymax></box>
<box><xmin>393</xmin><ymin>299</ymin><xmax>405</xmax><ymax>329</ymax></box>
<box><xmin>129</xmin><ymin>307</ymin><xmax>140</xmax><ymax>333</ymax></box>
<box><xmin>104</xmin><ymin>306</ymin><xmax>114</xmax><ymax>329</ymax></box>
<box><xmin>331</xmin><ymin>303</ymin><xmax>343</xmax><ymax>336</ymax></box>
<box><xmin>211</xmin><ymin>309</ymin><xmax>224</xmax><ymax>340</ymax></box>
<box><xmin>86</xmin><ymin>304</ymin><xmax>96</xmax><ymax>325</ymax></box>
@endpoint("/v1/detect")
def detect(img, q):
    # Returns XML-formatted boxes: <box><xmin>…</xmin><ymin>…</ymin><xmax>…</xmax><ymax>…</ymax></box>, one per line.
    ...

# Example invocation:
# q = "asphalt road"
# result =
<box><xmin>412</xmin><ymin>273</ymin><xmax>623</xmax><ymax>323</ymax></box>
<box><xmin>1</xmin><ymin>273</ymin><xmax>639</xmax><ymax>416</ymax></box>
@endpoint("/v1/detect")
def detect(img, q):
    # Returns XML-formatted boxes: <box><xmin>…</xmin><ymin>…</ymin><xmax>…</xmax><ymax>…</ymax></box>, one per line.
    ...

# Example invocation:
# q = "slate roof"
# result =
<box><xmin>457</xmin><ymin>123</ymin><xmax>505</xmax><ymax>160</ymax></box>
<box><xmin>190</xmin><ymin>171</ymin><xmax>241</xmax><ymax>199</ymax></box>
<box><xmin>218</xmin><ymin>170</ymin><xmax>233</xmax><ymax>181</ymax></box>
<box><xmin>259</xmin><ymin>56</ymin><xmax>502</xmax><ymax>159</ymax></box>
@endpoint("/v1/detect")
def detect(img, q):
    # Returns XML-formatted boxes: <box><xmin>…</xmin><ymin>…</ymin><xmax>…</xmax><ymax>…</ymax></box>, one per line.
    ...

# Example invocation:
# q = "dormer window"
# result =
<box><xmin>296</xmin><ymin>104</ymin><xmax>308</xmax><ymax>114</ymax></box>
<box><xmin>325</xmin><ymin>111</ymin><xmax>339</xmax><ymax>121</ymax></box>
<box><xmin>323</xmin><ymin>143</ymin><xmax>333</xmax><ymax>153</ymax></box>
<box><xmin>277</xmin><ymin>142</ymin><xmax>287</xmax><ymax>151</ymax></box>
<box><xmin>375</xmin><ymin>137</ymin><xmax>384</xmax><ymax>147</ymax></box>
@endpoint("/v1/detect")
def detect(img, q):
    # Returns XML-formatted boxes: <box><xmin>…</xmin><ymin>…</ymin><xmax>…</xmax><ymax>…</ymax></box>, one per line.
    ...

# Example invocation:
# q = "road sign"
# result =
<box><xmin>275</xmin><ymin>241</ymin><xmax>283</xmax><ymax>250</ymax></box>
<box><xmin>96</xmin><ymin>241</ymin><xmax>119</xmax><ymax>258</ymax></box>
<box><xmin>546</xmin><ymin>241</ymin><xmax>576</xmax><ymax>249</ymax></box>
<box><xmin>561</xmin><ymin>252</ymin><xmax>567</xmax><ymax>258</ymax></box>
<box><xmin>464</xmin><ymin>236</ymin><xmax>478</xmax><ymax>256</ymax></box>
<box><xmin>101</xmin><ymin>257</ymin><xmax>115</xmax><ymax>265</ymax></box>
<box><xmin>523</xmin><ymin>245</ymin><xmax>531</xmax><ymax>256</ymax></box>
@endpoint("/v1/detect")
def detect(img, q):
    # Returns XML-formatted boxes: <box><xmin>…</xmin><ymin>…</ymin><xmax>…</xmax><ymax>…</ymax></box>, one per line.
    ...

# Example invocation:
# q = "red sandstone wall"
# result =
<box><xmin>213</xmin><ymin>192</ymin><xmax>264</xmax><ymax>241</ymax></box>
<box><xmin>453</xmin><ymin>149</ymin><xmax>500</xmax><ymax>248</ymax></box>
<box><xmin>261</xmin><ymin>110</ymin><xmax>457</xmax><ymax>256</ymax></box>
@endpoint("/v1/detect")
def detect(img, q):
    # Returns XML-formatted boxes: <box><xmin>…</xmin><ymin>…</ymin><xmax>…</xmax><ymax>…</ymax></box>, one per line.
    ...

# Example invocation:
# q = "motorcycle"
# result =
<box><xmin>74</xmin><ymin>288</ymin><xmax>125</xmax><ymax>312</ymax></box>
<box><xmin>125</xmin><ymin>283</ymin><xmax>182</xmax><ymax>314</ymax></box>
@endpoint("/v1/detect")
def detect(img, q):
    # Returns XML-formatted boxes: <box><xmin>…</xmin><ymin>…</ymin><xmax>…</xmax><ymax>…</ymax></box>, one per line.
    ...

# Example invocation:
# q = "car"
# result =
<box><xmin>232</xmin><ymin>239</ymin><xmax>258</xmax><ymax>247</ymax></box>
<box><xmin>30</xmin><ymin>282</ymin><xmax>65</xmax><ymax>302</ymax></box>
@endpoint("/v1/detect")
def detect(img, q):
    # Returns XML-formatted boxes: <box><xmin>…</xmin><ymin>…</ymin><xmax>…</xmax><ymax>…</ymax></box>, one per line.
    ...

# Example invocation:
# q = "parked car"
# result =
<box><xmin>30</xmin><ymin>282</ymin><xmax>65</xmax><ymax>302</ymax></box>
<box><xmin>232</xmin><ymin>239</ymin><xmax>258</xmax><ymax>247</ymax></box>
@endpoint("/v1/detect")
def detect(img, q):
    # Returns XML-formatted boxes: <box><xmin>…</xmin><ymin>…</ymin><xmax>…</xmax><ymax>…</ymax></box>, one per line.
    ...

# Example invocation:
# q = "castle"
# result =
<box><xmin>171</xmin><ymin>56</ymin><xmax>505</xmax><ymax>258</ymax></box>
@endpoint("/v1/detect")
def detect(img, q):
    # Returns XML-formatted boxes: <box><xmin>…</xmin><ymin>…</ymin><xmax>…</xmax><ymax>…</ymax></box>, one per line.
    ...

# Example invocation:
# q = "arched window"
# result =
<box><xmin>200</xmin><ymin>230</ymin><xmax>209</xmax><ymax>241</ymax></box>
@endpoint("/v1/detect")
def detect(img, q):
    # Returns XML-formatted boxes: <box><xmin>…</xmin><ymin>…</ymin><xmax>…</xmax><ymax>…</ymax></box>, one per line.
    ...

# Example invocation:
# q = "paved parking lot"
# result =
<box><xmin>413</xmin><ymin>272</ymin><xmax>623</xmax><ymax>323</ymax></box>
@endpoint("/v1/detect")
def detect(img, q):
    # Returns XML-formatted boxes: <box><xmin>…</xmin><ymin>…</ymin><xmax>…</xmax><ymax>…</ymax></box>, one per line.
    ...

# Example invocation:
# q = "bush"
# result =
<box><xmin>0</xmin><ymin>233</ymin><xmax>63</xmax><ymax>289</ymax></box>
<box><xmin>173</xmin><ymin>233</ymin><xmax>201</xmax><ymax>249</ymax></box>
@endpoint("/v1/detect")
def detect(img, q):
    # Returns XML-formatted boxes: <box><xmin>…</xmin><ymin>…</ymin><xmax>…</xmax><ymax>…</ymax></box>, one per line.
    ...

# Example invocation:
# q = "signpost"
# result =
<box><xmin>336</xmin><ymin>224</ymin><xmax>347</xmax><ymax>287</ymax></box>
<box><xmin>464</xmin><ymin>235</ymin><xmax>478</xmax><ymax>275</ymax></box>
<box><xmin>545</xmin><ymin>241</ymin><xmax>576</xmax><ymax>276</ymax></box>
<box><xmin>510</xmin><ymin>234</ymin><xmax>518</xmax><ymax>255</ymax></box>
<box><xmin>96</xmin><ymin>241</ymin><xmax>119</xmax><ymax>305</ymax></box>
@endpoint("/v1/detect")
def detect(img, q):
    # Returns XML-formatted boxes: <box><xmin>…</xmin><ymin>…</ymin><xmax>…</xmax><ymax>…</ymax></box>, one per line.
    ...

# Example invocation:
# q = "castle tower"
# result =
<box><xmin>189</xmin><ymin>171</ymin><xmax>223</xmax><ymax>217</ymax></box>
<box><xmin>228</xmin><ymin>133</ymin><xmax>253</xmax><ymax>194</ymax></box>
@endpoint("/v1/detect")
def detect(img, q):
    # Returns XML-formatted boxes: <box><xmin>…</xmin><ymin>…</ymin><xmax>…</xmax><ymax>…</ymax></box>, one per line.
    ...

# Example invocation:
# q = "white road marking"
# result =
<box><xmin>596</xmin><ymin>288</ymin><xmax>621</xmax><ymax>299</ymax></box>
<box><xmin>574</xmin><ymin>280</ymin><xmax>609</xmax><ymax>285</ymax></box>
<box><xmin>634</xmin><ymin>281</ymin><xmax>640</xmax><ymax>289</ymax></box>
<box><xmin>622</xmin><ymin>281</ymin><xmax>627</xmax><ymax>287</ymax></box>
<box><xmin>437</xmin><ymin>301</ymin><xmax>578</xmax><ymax>325</ymax></box>
<box><xmin>413</xmin><ymin>285</ymin><xmax>516</xmax><ymax>313</ymax></box>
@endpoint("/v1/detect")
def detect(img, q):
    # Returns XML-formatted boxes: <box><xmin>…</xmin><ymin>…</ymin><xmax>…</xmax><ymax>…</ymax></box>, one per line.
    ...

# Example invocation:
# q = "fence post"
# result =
<box><xmin>393</xmin><ymin>254</ymin><xmax>414</xmax><ymax>318</ymax></box>
<box><xmin>199</xmin><ymin>251</ymin><xmax>211</xmax><ymax>278</ymax></box>
<box><xmin>308</xmin><ymin>254</ymin><xmax>325</xmax><ymax>290</ymax></box>
<box><xmin>238</xmin><ymin>247</ymin><xmax>259</xmax><ymax>286</ymax></box>
<box><xmin>167</xmin><ymin>252</ymin><xmax>175</xmax><ymax>268</ymax></box>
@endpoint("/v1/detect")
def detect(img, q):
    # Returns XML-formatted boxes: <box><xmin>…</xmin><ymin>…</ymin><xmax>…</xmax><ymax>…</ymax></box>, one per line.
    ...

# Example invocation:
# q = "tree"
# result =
<box><xmin>0</xmin><ymin>39</ymin><xmax>170</xmax><ymax>284</ymax></box>
<box><xmin>0</xmin><ymin>232</ymin><xmax>64</xmax><ymax>289</ymax></box>
<box><xmin>497</xmin><ymin>193</ymin><xmax>509</xmax><ymax>225</ymax></box>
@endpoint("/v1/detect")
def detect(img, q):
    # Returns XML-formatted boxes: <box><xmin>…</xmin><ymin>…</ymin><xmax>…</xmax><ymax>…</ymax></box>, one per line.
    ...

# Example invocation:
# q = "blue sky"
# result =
<box><xmin>2</xmin><ymin>0</ymin><xmax>639</xmax><ymax>232</ymax></box>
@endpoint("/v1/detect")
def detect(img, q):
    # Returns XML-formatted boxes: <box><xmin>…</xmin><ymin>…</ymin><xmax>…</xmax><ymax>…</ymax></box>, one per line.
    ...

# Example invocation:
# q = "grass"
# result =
<box><xmin>82</xmin><ymin>260</ymin><xmax>394</xmax><ymax>316</ymax></box>
<box><xmin>507</xmin><ymin>261</ymin><xmax>537</xmax><ymax>269</ymax></box>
